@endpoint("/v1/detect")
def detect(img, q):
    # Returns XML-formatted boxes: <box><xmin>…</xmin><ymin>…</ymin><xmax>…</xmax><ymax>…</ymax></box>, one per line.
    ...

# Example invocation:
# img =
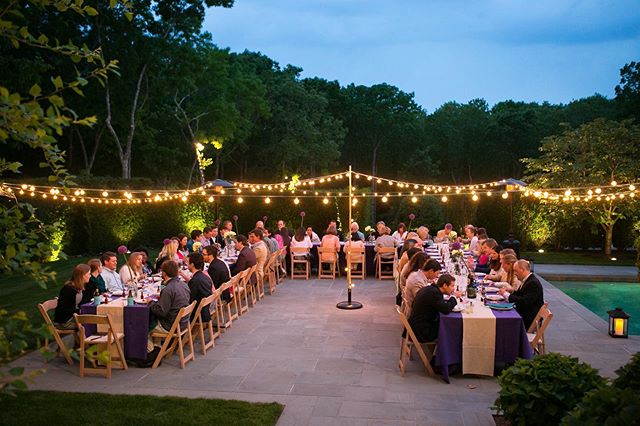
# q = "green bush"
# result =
<box><xmin>494</xmin><ymin>353</ymin><xmax>605</xmax><ymax>426</ymax></box>
<box><xmin>560</xmin><ymin>386</ymin><xmax>640</xmax><ymax>425</ymax></box>
<box><xmin>613</xmin><ymin>352</ymin><xmax>640</xmax><ymax>391</ymax></box>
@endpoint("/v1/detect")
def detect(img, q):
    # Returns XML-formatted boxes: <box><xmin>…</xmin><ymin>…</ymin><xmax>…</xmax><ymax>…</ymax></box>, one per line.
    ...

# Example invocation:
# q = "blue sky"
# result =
<box><xmin>203</xmin><ymin>0</ymin><xmax>640</xmax><ymax>112</ymax></box>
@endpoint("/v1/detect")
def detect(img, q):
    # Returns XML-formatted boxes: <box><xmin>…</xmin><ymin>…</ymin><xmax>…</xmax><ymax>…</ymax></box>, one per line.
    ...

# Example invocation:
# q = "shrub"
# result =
<box><xmin>494</xmin><ymin>353</ymin><xmax>605</xmax><ymax>426</ymax></box>
<box><xmin>561</xmin><ymin>386</ymin><xmax>640</xmax><ymax>425</ymax></box>
<box><xmin>613</xmin><ymin>352</ymin><xmax>640</xmax><ymax>391</ymax></box>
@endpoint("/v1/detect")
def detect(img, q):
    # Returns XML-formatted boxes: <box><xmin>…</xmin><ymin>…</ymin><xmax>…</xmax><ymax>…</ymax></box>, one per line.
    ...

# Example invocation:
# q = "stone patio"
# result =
<box><xmin>12</xmin><ymin>269</ymin><xmax>640</xmax><ymax>425</ymax></box>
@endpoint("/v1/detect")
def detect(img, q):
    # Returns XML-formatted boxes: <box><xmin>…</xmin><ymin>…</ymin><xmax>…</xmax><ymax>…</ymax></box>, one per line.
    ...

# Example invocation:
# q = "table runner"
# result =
<box><xmin>462</xmin><ymin>304</ymin><xmax>496</xmax><ymax>376</ymax></box>
<box><xmin>97</xmin><ymin>298</ymin><xmax>126</xmax><ymax>333</ymax></box>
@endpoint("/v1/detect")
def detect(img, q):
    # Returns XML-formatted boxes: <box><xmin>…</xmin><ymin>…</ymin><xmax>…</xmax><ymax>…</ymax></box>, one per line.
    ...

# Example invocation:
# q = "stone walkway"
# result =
<box><xmin>12</xmin><ymin>272</ymin><xmax>640</xmax><ymax>425</ymax></box>
<box><xmin>535</xmin><ymin>263</ymin><xmax>637</xmax><ymax>282</ymax></box>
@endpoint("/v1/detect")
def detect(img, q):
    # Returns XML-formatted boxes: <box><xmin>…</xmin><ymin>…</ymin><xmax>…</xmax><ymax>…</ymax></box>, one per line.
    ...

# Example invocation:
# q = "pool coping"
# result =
<box><xmin>540</xmin><ymin>274</ymin><xmax>638</xmax><ymax>282</ymax></box>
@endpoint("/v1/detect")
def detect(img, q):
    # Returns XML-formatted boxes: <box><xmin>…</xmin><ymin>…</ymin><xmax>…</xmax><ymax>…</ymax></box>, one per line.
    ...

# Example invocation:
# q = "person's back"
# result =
<box><xmin>320</xmin><ymin>226</ymin><xmax>340</xmax><ymax>261</ymax></box>
<box><xmin>375</xmin><ymin>229</ymin><xmax>396</xmax><ymax>259</ymax></box>
<box><xmin>408</xmin><ymin>275</ymin><xmax>458</xmax><ymax>343</ymax></box>
<box><xmin>150</xmin><ymin>273</ymin><xmax>190</xmax><ymax>330</ymax></box>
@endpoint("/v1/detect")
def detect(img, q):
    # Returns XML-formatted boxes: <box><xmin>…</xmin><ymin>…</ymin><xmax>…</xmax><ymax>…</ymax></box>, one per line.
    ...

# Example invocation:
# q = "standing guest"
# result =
<box><xmin>203</xmin><ymin>245</ymin><xmax>231</xmax><ymax>302</ymax></box>
<box><xmin>464</xmin><ymin>225</ymin><xmax>480</xmax><ymax>257</ymax></box>
<box><xmin>201</xmin><ymin>227</ymin><xmax>213</xmax><ymax>248</ymax></box>
<box><xmin>306</xmin><ymin>226</ymin><xmax>321</xmax><ymax>243</ymax></box>
<box><xmin>408</xmin><ymin>274</ymin><xmax>460</xmax><ymax>343</ymax></box>
<box><xmin>320</xmin><ymin>224</ymin><xmax>341</xmax><ymax>262</ymax></box>
<box><xmin>276</xmin><ymin>220</ymin><xmax>292</xmax><ymax>246</ymax></box>
<box><xmin>262</xmin><ymin>228</ymin><xmax>279</xmax><ymax>255</ymax></box>
<box><xmin>100</xmin><ymin>251</ymin><xmax>124</xmax><ymax>294</ymax></box>
<box><xmin>133</xmin><ymin>247</ymin><xmax>154</xmax><ymax>275</ymax></box>
<box><xmin>87</xmin><ymin>258</ymin><xmax>106</xmax><ymax>294</ymax></box>
<box><xmin>249</xmin><ymin>228</ymin><xmax>269</xmax><ymax>286</ymax></box>
<box><xmin>185</xmin><ymin>252</ymin><xmax>213</xmax><ymax>322</ymax></box>
<box><xmin>232</xmin><ymin>235</ymin><xmax>257</xmax><ymax>285</ymax></box>
<box><xmin>155</xmin><ymin>239</ymin><xmax>179</xmax><ymax>272</ymax></box>
<box><xmin>120</xmin><ymin>251</ymin><xmax>145</xmax><ymax>286</ymax></box>
<box><xmin>375</xmin><ymin>226</ymin><xmax>396</xmax><ymax>259</ymax></box>
<box><xmin>499</xmin><ymin>260</ymin><xmax>544</xmax><ymax>329</ymax></box>
<box><xmin>350</xmin><ymin>222</ymin><xmax>365</xmax><ymax>242</ymax></box>
<box><xmin>392</xmin><ymin>223</ymin><xmax>408</xmax><ymax>247</ymax></box>
<box><xmin>147</xmin><ymin>260</ymin><xmax>190</xmax><ymax>352</ymax></box>
<box><xmin>176</xmin><ymin>233</ymin><xmax>189</xmax><ymax>259</ymax></box>
<box><xmin>54</xmin><ymin>264</ymin><xmax>91</xmax><ymax>329</ymax></box>
<box><xmin>403</xmin><ymin>259</ymin><xmax>441</xmax><ymax>317</ymax></box>
<box><xmin>187</xmin><ymin>230</ymin><xmax>202</xmax><ymax>253</ymax></box>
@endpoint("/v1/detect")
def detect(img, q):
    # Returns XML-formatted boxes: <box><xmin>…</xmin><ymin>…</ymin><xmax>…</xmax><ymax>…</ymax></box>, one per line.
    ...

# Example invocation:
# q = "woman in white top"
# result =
<box><xmin>119</xmin><ymin>251</ymin><xmax>144</xmax><ymax>285</ymax></box>
<box><xmin>391</xmin><ymin>223</ymin><xmax>408</xmax><ymax>247</ymax></box>
<box><xmin>290</xmin><ymin>227</ymin><xmax>312</xmax><ymax>258</ymax></box>
<box><xmin>306</xmin><ymin>226</ymin><xmax>321</xmax><ymax>243</ymax></box>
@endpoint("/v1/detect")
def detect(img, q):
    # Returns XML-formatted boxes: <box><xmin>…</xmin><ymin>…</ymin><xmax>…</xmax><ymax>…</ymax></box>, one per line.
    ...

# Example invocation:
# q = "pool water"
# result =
<box><xmin>551</xmin><ymin>281</ymin><xmax>640</xmax><ymax>335</ymax></box>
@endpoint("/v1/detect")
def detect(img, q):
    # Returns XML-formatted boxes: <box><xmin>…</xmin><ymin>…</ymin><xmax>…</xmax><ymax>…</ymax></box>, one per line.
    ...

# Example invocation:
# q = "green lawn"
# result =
<box><xmin>0</xmin><ymin>391</ymin><xmax>283</xmax><ymax>425</ymax></box>
<box><xmin>521</xmin><ymin>250</ymin><xmax>637</xmax><ymax>266</ymax></box>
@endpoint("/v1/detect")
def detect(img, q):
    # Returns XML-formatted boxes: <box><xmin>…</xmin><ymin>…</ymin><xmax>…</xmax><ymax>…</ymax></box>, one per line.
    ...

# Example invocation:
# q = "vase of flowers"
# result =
<box><xmin>364</xmin><ymin>225</ymin><xmax>375</xmax><ymax>242</ymax></box>
<box><xmin>224</xmin><ymin>231</ymin><xmax>237</xmax><ymax>257</ymax></box>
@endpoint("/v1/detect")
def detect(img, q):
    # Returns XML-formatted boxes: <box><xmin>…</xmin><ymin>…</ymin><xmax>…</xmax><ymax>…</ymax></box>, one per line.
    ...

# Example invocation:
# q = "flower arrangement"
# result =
<box><xmin>448</xmin><ymin>230</ymin><xmax>458</xmax><ymax>241</ymax></box>
<box><xmin>408</xmin><ymin>213</ymin><xmax>416</xmax><ymax>230</ymax></box>
<box><xmin>300</xmin><ymin>211</ymin><xmax>306</xmax><ymax>227</ymax></box>
<box><xmin>224</xmin><ymin>230</ymin><xmax>237</xmax><ymax>244</ymax></box>
<box><xmin>192</xmin><ymin>241</ymin><xmax>202</xmax><ymax>253</ymax></box>
<box><xmin>117</xmin><ymin>245</ymin><xmax>134</xmax><ymax>287</ymax></box>
<box><xmin>232</xmin><ymin>215</ymin><xmax>239</xmax><ymax>232</ymax></box>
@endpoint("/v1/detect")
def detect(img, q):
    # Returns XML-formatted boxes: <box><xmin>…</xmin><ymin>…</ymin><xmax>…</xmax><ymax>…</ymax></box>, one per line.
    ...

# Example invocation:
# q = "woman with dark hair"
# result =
<box><xmin>177</xmin><ymin>233</ymin><xmax>189</xmax><ymax>260</ymax></box>
<box><xmin>54</xmin><ymin>264</ymin><xmax>91</xmax><ymax>329</ymax></box>
<box><xmin>343</xmin><ymin>231</ymin><xmax>365</xmax><ymax>267</ymax></box>
<box><xmin>392</xmin><ymin>223</ymin><xmax>408</xmax><ymax>247</ymax></box>
<box><xmin>290</xmin><ymin>227</ymin><xmax>312</xmax><ymax>259</ymax></box>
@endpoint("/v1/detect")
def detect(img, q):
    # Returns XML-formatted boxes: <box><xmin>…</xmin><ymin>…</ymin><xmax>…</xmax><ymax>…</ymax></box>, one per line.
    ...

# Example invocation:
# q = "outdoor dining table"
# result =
<box><xmin>435</xmin><ymin>302</ymin><xmax>533</xmax><ymax>383</ymax></box>
<box><xmin>80</xmin><ymin>297</ymin><xmax>151</xmax><ymax>361</ymax></box>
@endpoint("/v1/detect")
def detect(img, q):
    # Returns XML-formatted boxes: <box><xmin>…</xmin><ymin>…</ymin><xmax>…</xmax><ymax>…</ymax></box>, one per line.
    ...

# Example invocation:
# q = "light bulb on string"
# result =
<box><xmin>265</xmin><ymin>197</ymin><xmax>271</xmax><ymax>204</ymax></box>
<box><xmin>237</xmin><ymin>197</ymin><xmax>244</xmax><ymax>203</ymax></box>
<box><xmin>322</xmin><ymin>197</ymin><xmax>329</xmax><ymax>204</ymax></box>
<box><xmin>294</xmin><ymin>197</ymin><xmax>300</xmax><ymax>205</ymax></box>
<box><xmin>381</xmin><ymin>196</ymin><xmax>388</xmax><ymax>203</ymax></box>
<box><xmin>611</xmin><ymin>180</ymin><xmax>617</xmax><ymax>186</ymax></box>
<box><xmin>411</xmin><ymin>196</ymin><xmax>418</xmax><ymax>203</ymax></box>
<box><xmin>502</xmin><ymin>192</ymin><xmax>509</xmax><ymax>199</ymax></box>
<box><xmin>441</xmin><ymin>195</ymin><xmax>448</xmax><ymax>203</ymax></box>
<box><xmin>472</xmin><ymin>194</ymin><xmax>479</xmax><ymax>202</ymax></box>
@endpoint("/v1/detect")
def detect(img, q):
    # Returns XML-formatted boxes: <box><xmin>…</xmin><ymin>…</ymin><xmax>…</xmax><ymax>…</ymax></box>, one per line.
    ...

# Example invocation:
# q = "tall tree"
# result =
<box><xmin>615</xmin><ymin>60</ymin><xmax>640</xmax><ymax>123</ymax></box>
<box><xmin>523</xmin><ymin>118</ymin><xmax>640</xmax><ymax>256</ymax></box>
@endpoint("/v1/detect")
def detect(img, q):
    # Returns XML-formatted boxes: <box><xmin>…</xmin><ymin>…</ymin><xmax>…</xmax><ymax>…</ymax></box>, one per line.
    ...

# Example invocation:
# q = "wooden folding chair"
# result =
<box><xmin>235</xmin><ymin>269</ymin><xmax>250</xmax><ymax>315</ymax></box>
<box><xmin>38</xmin><ymin>299</ymin><xmax>75</xmax><ymax>366</ymax></box>
<box><xmin>376</xmin><ymin>247</ymin><xmax>397</xmax><ymax>280</ymax></box>
<box><xmin>264</xmin><ymin>252</ymin><xmax>279</xmax><ymax>294</ymax></box>
<box><xmin>396</xmin><ymin>306</ymin><xmax>436</xmax><ymax>377</ymax></box>
<box><xmin>219</xmin><ymin>276</ymin><xmax>240</xmax><ymax>328</ymax></box>
<box><xmin>318</xmin><ymin>247</ymin><xmax>339</xmax><ymax>279</ymax></box>
<box><xmin>527</xmin><ymin>302</ymin><xmax>553</xmax><ymax>355</ymax></box>
<box><xmin>290</xmin><ymin>247</ymin><xmax>310</xmax><ymax>279</ymax></box>
<box><xmin>151</xmin><ymin>300</ymin><xmax>197</xmax><ymax>369</ymax></box>
<box><xmin>276</xmin><ymin>247</ymin><xmax>287</xmax><ymax>282</ymax></box>
<box><xmin>346</xmin><ymin>246</ymin><xmax>366</xmax><ymax>280</ymax></box>
<box><xmin>255</xmin><ymin>263</ymin><xmax>265</xmax><ymax>301</ymax></box>
<box><xmin>74</xmin><ymin>313</ymin><xmax>127</xmax><ymax>378</ymax></box>
<box><xmin>245</xmin><ymin>264</ymin><xmax>259</xmax><ymax>305</ymax></box>
<box><xmin>191</xmin><ymin>293</ymin><xmax>218</xmax><ymax>355</ymax></box>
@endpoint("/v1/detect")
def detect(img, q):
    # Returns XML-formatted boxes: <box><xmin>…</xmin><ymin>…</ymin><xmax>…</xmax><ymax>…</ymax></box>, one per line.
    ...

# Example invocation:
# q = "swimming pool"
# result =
<box><xmin>551</xmin><ymin>281</ymin><xmax>640</xmax><ymax>335</ymax></box>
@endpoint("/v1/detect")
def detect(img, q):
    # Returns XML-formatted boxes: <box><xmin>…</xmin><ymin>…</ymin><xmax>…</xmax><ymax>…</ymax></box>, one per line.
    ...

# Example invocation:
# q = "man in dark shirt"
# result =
<box><xmin>203</xmin><ymin>245</ymin><xmax>231</xmax><ymax>302</ymax></box>
<box><xmin>232</xmin><ymin>235</ymin><xmax>257</xmax><ymax>285</ymax></box>
<box><xmin>408</xmin><ymin>274</ymin><xmax>460</xmax><ymax>343</ymax></box>
<box><xmin>185</xmin><ymin>252</ymin><xmax>213</xmax><ymax>322</ymax></box>
<box><xmin>499</xmin><ymin>260</ymin><xmax>544</xmax><ymax>329</ymax></box>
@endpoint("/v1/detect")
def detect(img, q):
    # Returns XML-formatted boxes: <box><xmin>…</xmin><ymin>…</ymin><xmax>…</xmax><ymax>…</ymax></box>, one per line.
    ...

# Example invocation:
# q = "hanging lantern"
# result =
<box><xmin>607</xmin><ymin>307</ymin><xmax>630</xmax><ymax>338</ymax></box>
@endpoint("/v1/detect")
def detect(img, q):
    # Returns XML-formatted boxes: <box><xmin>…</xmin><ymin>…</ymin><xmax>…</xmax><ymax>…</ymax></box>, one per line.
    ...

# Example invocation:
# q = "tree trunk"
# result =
<box><xmin>603</xmin><ymin>224</ymin><xmax>613</xmax><ymax>257</ymax></box>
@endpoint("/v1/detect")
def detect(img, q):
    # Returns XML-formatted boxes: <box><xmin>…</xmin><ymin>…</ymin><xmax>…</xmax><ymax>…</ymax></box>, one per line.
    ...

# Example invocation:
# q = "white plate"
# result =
<box><xmin>484</xmin><ymin>287</ymin><xmax>499</xmax><ymax>293</ymax></box>
<box><xmin>452</xmin><ymin>304</ymin><xmax>465</xmax><ymax>312</ymax></box>
<box><xmin>486</xmin><ymin>294</ymin><xmax>504</xmax><ymax>301</ymax></box>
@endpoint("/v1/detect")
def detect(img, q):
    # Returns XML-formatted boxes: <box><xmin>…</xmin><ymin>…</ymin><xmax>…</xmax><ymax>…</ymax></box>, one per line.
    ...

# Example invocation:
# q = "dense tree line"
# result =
<box><xmin>1</xmin><ymin>2</ymin><xmax>638</xmax><ymax>188</ymax></box>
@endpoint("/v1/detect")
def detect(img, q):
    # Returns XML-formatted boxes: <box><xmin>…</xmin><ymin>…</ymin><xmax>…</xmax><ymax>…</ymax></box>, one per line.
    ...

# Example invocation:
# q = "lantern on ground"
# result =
<box><xmin>607</xmin><ymin>307</ymin><xmax>630</xmax><ymax>338</ymax></box>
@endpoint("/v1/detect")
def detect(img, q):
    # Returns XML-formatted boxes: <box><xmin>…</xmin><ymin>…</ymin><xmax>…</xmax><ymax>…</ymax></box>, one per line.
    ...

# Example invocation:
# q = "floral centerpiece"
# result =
<box><xmin>192</xmin><ymin>241</ymin><xmax>202</xmax><ymax>253</ymax></box>
<box><xmin>449</xmin><ymin>241</ymin><xmax>469</xmax><ymax>276</ymax></box>
<box><xmin>364</xmin><ymin>225</ymin><xmax>375</xmax><ymax>242</ymax></box>
<box><xmin>448</xmin><ymin>230</ymin><xmax>458</xmax><ymax>242</ymax></box>
<box><xmin>224</xmin><ymin>230</ymin><xmax>237</xmax><ymax>245</ymax></box>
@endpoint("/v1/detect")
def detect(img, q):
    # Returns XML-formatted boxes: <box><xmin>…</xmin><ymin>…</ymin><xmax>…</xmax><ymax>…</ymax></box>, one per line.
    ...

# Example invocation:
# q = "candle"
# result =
<box><xmin>614</xmin><ymin>318</ymin><xmax>624</xmax><ymax>336</ymax></box>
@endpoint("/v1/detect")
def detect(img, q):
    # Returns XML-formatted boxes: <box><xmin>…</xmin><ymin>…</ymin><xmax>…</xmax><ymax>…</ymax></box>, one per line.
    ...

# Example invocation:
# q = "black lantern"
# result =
<box><xmin>607</xmin><ymin>307</ymin><xmax>630</xmax><ymax>338</ymax></box>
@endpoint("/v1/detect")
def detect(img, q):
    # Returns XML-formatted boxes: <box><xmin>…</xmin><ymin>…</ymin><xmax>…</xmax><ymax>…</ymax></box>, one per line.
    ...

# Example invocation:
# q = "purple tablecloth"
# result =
<box><xmin>80</xmin><ymin>301</ymin><xmax>150</xmax><ymax>360</ymax></box>
<box><xmin>436</xmin><ymin>308</ymin><xmax>533</xmax><ymax>382</ymax></box>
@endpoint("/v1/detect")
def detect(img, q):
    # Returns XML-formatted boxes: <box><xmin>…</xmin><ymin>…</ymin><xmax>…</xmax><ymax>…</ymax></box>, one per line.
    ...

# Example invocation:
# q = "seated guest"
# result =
<box><xmin>272</xmin><ymin>227</ymin><xmax>285</xmax><ymax>249</ymax></box>
<box><xmin>306</xmin><ymin>226</ymin><xmax>321</xmax><ymax>243</ymax></box>
<box><xmin>262</xmin><ymin>228</ymin><xmax>280</xmax><ymax>255</ymax></box>
<box><xmin>343</xmin><ymin>232</ymin><xmax>365</xmax><ymax>266</ymax></box>
<box><xmin>476</xmin><ymin>227</ymin><xmax>489</xmax><ymax>246</ymax></box>
<box><xmin>276</xmin><ymin>220</ymin><xmax>292</xmax><ymax>246</ymax></box>
<box><xmin>327</xmin><ymin>220</ymin><xmax>342</xmax><ymax>241</ymax></box>
<box><xmin>54</xmin><ymin>264</ymin><xmax>91</xmax><ymax>329</ymax></box>
<box><xmin>133</xmin><ymin>247</ymin><xmax>154</xmax><ymax>275</ymax></box>
<box><xmin>200</xmin><ymin>227</ymin><xmax>213</xmax><ymax>248</ymax></box>
<box><xmin>155</xmin><ymin>239</ymin><xmax>179</xmax><ymax>272</ymax></box>
<box><xmin>100</xmin><ymin>251</ymin><xmax>125</xmax><ymax>294</ymax></box>
<box><xmin>186</xmin><ymin>229</ymin><xmax>202</xmax><ymax>253</ymax></box>
<box><xmin>255</xmin><ymin>220</ymin><xmax>264</xmax><ymax>229</ymax></box>
<box><xmin>87</xmin><ymin>258</ymin><xmax>106</xmax><ymax>294</ymax></box>
<box><xmin>375</xmin><ymin>221</ymin><xmax>386</xmax><ymax>238</ymax></box>
<box><xmin>408</xmin><ymin>274</ymin><xmax>460</xmax><ymax>343</ymax></box>
<box><xmin>350</xmin><ymin>222</ymin><xmax>365</xmax><ymax>242</ymax></box>
<box><xmin>232</xmin><ymin>235</ymin><xmax>257</xmax><ymax>286</ymax></box>
<box><xmin>406</xmin><ymin>231</ymin><xmax>423</xmax><ymax>247</ymax></box>
<box><xmin>290</xmin><ymin>227</ymin><xmax>313</xmax><ymax>257</ymax></box>
<box><xmin>397</xmin><ymin>239</ymin><xmax>419</xmax><ymax>275</ymax></box>
<box><xmin>392</xmin><ymin>222</ymin><xmax>408</xmax><ymax>247</ymax></box>
<box><xmin>221</xmin><ymin>220</ymin><xmax>234</xmax><ymax>234</ymax></box>
<box><xmin>435</xmin><ymin>223</ymin><xmax>455</xmax><ymax>243</ymax></box>
<box><xmin>499</xmin><ymin>260</ymin><xmax>543</xmax><ymax>329</ymax></box>
<box><xmin>475</xmin><ymin>238</ymin><xmax>498</xmax><ymax>274</ymax></box>
<box><xmin>320</xmin><ymin>224</ymin><xmax>341</xmax><ymax>262</ymax></box>
<box><xmin>490</xmin><ymin>254</ymin><xmax>521</xmax><ymax>292</ymax></box>
<box><xmin>486</xmin><ymin>248</ymin><xmax>516</xmax><ymax>281</ymax></box>
<box><xmin>119</xmin><ymin>251</ymin><xmax>145</xmax><ymax>286</ymax></box>
<box><xmin>177</xmin><ymin>233</ymin><xmax>189</xmax><ymax>259</ymax></box>
<box><xmin>464</xmin><ymin>225</ymin><xmax>480</xmax><ymax>257</ymax></box>
<box><xmin>185</xmin><ymin>252</ymin><xmax>213</xmax><ymax>322</ymax></box>
<box><xmin>398</xmin><ymin>251</ymin><xmax>428</xmax><ymax>303</ymax></box>
<box><xmin>203</xmin><ymin>245</ymin><xmax>231</xmax><ymax>302</ymax></box>
<box><xmin>211</xmin><ymin>226</ymin><xmax>224</xmax><ymax>248</ymax></box>
<box><xmin>404</xmin><ymin>259</ymin><xmax>441</xmax><ymax>317</ymax></box>
<box><xmin>416</xmin><ymin>226</ymin><xmax>432</xmax><ymax>246</ymax></box>
<box><xmin>147</xmin><ymin>260</ymin><xmax>191</xmax><ymax>352</ymax></box>
<box><xmin>249</xmin><ymin>228</ymin><xmax>268</xmax><ymax>285</ymax></box>
<box><xmin>374</xmin><ymin>226</ymin><xmax>395</xmax><ymax>259</ymax></box>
